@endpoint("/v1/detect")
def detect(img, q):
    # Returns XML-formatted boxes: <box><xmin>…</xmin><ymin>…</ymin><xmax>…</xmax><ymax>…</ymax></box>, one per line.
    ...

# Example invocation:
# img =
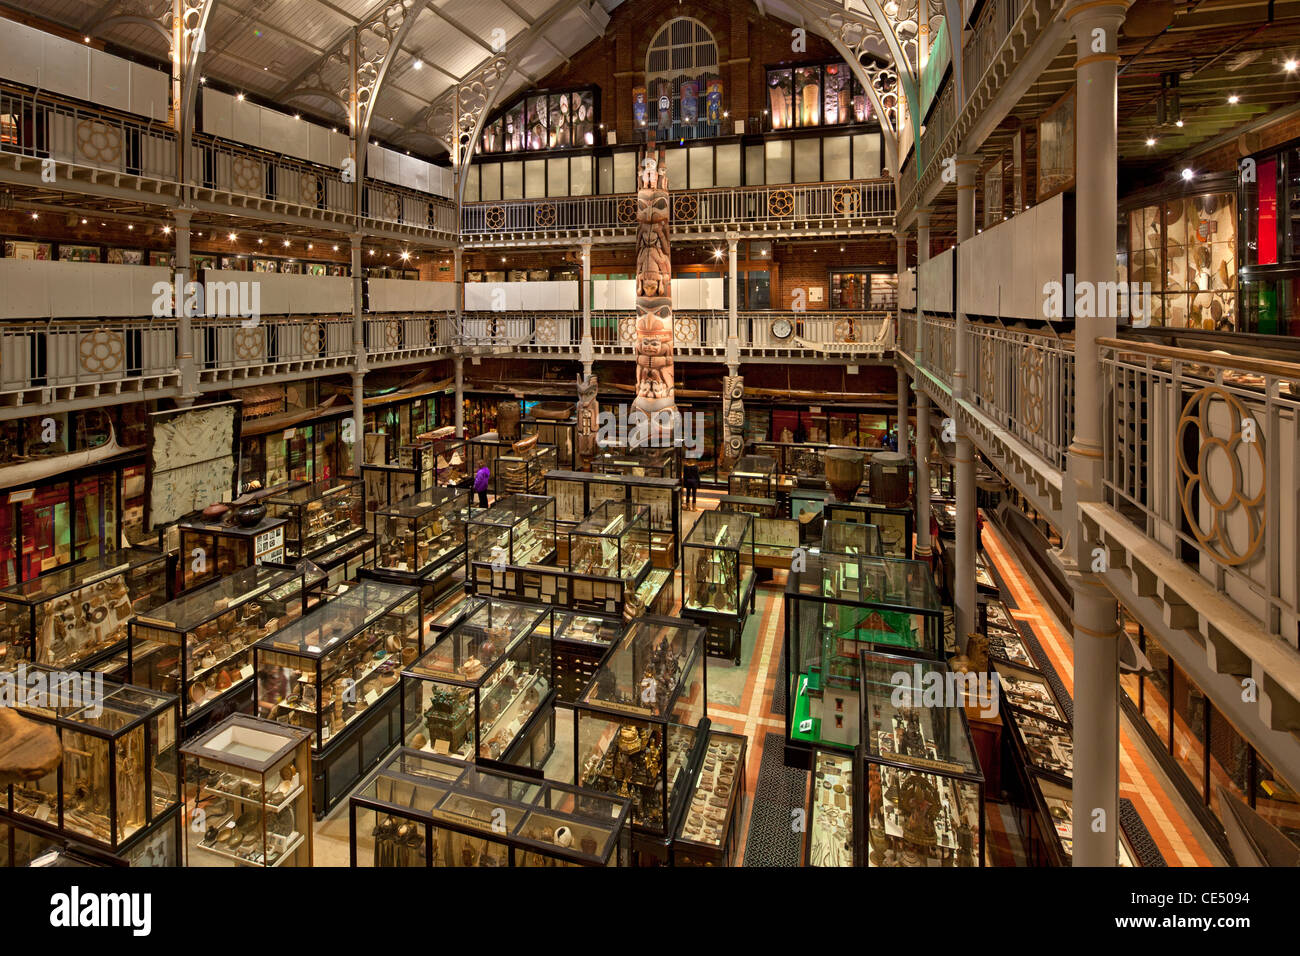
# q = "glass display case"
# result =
<box><xmin>265</xmin><ymin>477</ymin><xmax>365</xmax><ymax>561</ymax></box>
<box><xmin>727</xmin><ymin>454</ymin><xmax>777</xmax><ymax>499</ymax></box>
<box><xmin>497</xmin><ymin>441</ymin><xmax>557</xmax><ymax>495</ymax></box>
<box><xmin>546</xmin><ymin>471</ymin><xmax>681</xmax><ymax>571</ymax></box>
<box><xmin>181</xmin><ymin>714</ymin><xmax>313</xmax><ymax>867</ymax></box>
<box><xmin>822</xmin><ymin>520</ymin><xmax>883</xmax><ymax>557</ymax></box>
<box><xmin>856</xmin><ymin>650</ymin><xmax>985</xmax><ymax>867</ymax></box>
<box><xmin>994</xmin><ymin>660</ymin><xmax>1066</xmax><ymax>723</ymax></box>
<box><xmin>806</xmin><ymin>747</ymin><xmax>855</xmax><ymax>866</ymax></box>
<box><xmin>1</xmin><ymin>808</ymin><xmax>180</xmax><ymax>867</ymax></box>
<box><xmin>591</xmin><ymin>443</ymin><xmax>678</xmax><ymax>479</ymax></box>
<box><xmin>521</xmin><ymin>415</ymin><xmax>577</xmax><ymax>470</ymax></box>
<box><xmin>824</xmin><ymin>501</ymin><xmax>914</xmax><ymax>559</ymax></box>
<box><xmin>128</xmin><ymin>564</ymin><xmax>324</xmax><ymax>732</ymax></box>
<box><xmin>544</xmin><ymin>609</ymin><xmax>625</xmax><ymax>702</ymax></box>
<box><xmin>401</xmin><ymin>598</ymin><xmax>553</xmax><ymax>766</ymax></box>
<box><xmin>373</xmin><ymin>486</ymin><xmax>471</xmax><ymax>581</ymax></box>
<box><xmin>717</xmin><ymin>495</ymin><xmax>780</xmax><ymax>519</ymax></box>
<box><xmin>0</xmin><ymin>548</ymin><xmax>171</xmax><ymax>670</ymax></box>
<box><xmin>349</xmin><ymin>748</ymin><xmax>631</xmax><ymax>867</ymax></box>
<box><xmin>397</xmin><ymin>433</ymin><xmax>467</xmax><ymax>490</ymax></box>
<box><xmin>466</xmin><ymin>493</ymin><xmax>556</xmax><ymax>567</ymax></box>
<box><xmin>681</xmin><ymin>510</ymin><xmax>756</xmax><ymax>664</ymax></box>
<box><xmin>2</xmin><ymin>667</ymin><xmax>181</xmax><ymax>855</ymax></box>
<box><xmin>784</xmin><ymin>553</ymin><xmax>944</xmax><ymax>762</ymax></box>
<box><xmin>981</xmin><ymin>599</ymin><xmax>1035</xmax><ymax>669</ymax></box>
<box><xmin>573</xmin><ymin>616</ymin><xmax>708</xmax><ymax>852</ymax></box>
<box><xmin>361</xmin><ymin>463</ymin><xmax>422</xmax><ymax>527</ymax></box>
<box><xmin>673</xmin><ymin>730</ymin><xmax>747</xmax><ymax>867</ymax></box>
<box><xmin>567</xmin><ymin>502</ymin><xmax>652</xmax><ymax>589</ymax></box>
<box><xmin>254</xmin><ymin>578</ymin><xmax>423</xmax><ymax>813</ymax></box>
<box><xmin>178</xmin><ymin>517</ymin><xmax>287</xmax><ymax>591</ymax></box>
<box><xmin>466</xmin><ymin>434</ymin><xmax>513</xmax><ymax>495</ymax></box>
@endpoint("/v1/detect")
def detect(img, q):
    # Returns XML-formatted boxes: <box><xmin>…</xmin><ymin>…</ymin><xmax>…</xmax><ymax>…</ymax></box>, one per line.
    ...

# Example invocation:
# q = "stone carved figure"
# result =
<box><xmin>722</xmin><ymin>374</ymin><xmax>745</xmax><ymax>465</ymax></box>
<box><xmin>577</xmin><ymin>373</ymin><xmax>599</xmax><ymax>464</ymax></box>
<box><xmin>632</xmin><ymin>149</ymin><xmax>679</xmax><ymax>446</ymax></box>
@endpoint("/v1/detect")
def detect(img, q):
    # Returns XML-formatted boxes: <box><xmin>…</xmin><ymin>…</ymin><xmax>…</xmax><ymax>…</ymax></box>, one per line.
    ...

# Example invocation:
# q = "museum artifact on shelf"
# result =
<box><xmin>673</xmin><ymin>730</ymin><xmax>747</xmax><ymax>866</ymax></box>
<box><xmin>545</xmin><ymin>470</ymin><xmax>681</xmax><ymax>570</ymax></box>
<box><xmin>681</xmin><ymin>510</ymin><xmax>756</xmax><ymax>664</ymax></box>
<box><xmin>128</xmin><ymin>563</ymin><xmax>325</xmax><ymax>734</ymax></box>
<box><xmin>181</xmin><ymin>714</ymin><xmax>313</xmax><ymax>867</ymax></box>
<box><xmin>466</xmin><ymin>493</ymin><xmax>557</xmax><ymax>567</ymax></box>
<box><xmin>0</xmin><ymin>665</ymin><xmax>182</xmax><ymax>859</ymax></box>
<box><xmin>567</xmin><ymin>501</ymin><xmax>652</xmax><ymax>590</ymax></box>
<box><xmin>253</xmin><ymin>578</ymin><xmax>423</xmax><ymax>815</ymax></box>
<box><xmin>856</xmin><ymin>651</ymin><xmax>985</xmax><ymax>867</ymax></box>
<box><xmin>0</xmin><ymin>548</ymin><xmax>172</xmax><ymax>671</ymax></box>
<box><xmin>400</xmin><ymin>598</ymin><xmax>555</xmax><ymax>771</ymax></box>
<box><xmin>265</xmin><ymin>477</ymin><xmax>365</xmax><ymax>563</ymax></box>
<box><xmin>727</xmin><ymin>454</ymin><xmax>777</xmax><ymax>499</ymax></box>
<box><xmin>823</xmin><ymin>499</ymin><xmax>914</xmax><ymax>559</ymax></box>
<box><xmin>806</xmin><ymin>747</ymin><xmax>855</xmax><ymax>866</ymax></box>
<box><xmin>784</xmin><ymin>552</ymin><xmax>943</xmax><ymax>766</ymax></box>
<box><xmin>349</xmin><ymin>748</ymin><xmax>631</xmax><ymax>867</ymax></box>
<box><xmin>177</xmin><ymin>515</ymin><xmax>287</xmax><ymax>591</ymax></box>
<box><xmin>572</xmin><ymin>616</ymin><xmax>709</xmax><ymax>863</ymax></box>
<box><xmin>370</xmin><ymin>485</ymin><xmax>472</xmax><ymax>599</ymax></box>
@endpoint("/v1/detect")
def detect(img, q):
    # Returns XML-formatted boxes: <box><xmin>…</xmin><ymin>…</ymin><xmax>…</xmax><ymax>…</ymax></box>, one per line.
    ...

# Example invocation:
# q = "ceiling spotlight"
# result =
<box><xmin>400</xmin><ymin>250</ymin><xmax>411</xmax><ymax>260</ymax></box>
<box><xmin>80</xmin><ymin>218</ymin><xmax>87</xmax><ymax>225</ymax></box>
<box><xmin>501</xmin><ymin>256</ymin><xmax>507</xmax><ymax>263</ymax></box>
<box><xmin>127</xmin><ymin>224</ymin><xmax>134</xmax><ymax>230</ymax></box>
<box><xmin>30</xmin><ymin>212</ymin><xmax>37</xmax><ymax>220</ymax></box>
<box><xmin>294</xmin><ymin>114</ymin><xmax>301</xmax><ymax>120</ymax></box>
<box><xmin>229</xmin><ymin>232</ymin><xmax>237</xmax><ymax>241</ymax></box>
<box><xmin>83</xmin><ymin>36</ymin><xmax>91</xmax><ymax>43</ymax></box>
<box><xmin>162</xmin><ymin>225</ymin><xmax>172</xmax><ymax>234</ymax></box>
<box><xmin>1145</xmin><ymin>136</ymin><xmax>1156</xmax><ymax>147</ymax></box>
<box><xmin>237</xmin><ymin>93</ymin><xmax>245</xmax><ymax>102</ymax></box>
<box><xmin>308</xmin><ymin>243</ymin><xmax>313</xmax><ymax>250</ymax></box>
<box><xmin>1181</xmin><ymin>168</ymin><xmax>1194</xmax><ymax>181</ymax></box>
<box><xmin>332</xmin><ymin>244</ymin><xmax>339</xmax><ymax>251</ymax></box>
<box><xmin>412</xmin><ymin>59</ymin><xmax>423</xmax><ymax>70</ymax></box>
<box><xmin>283</xmin><ymin>239</ymin><xmax>290</xmax><ymax>247</ymax></box>
<box><xmin>199</xmin><ymin>76</ymin><xmax>206</xmax><ymax>85</ymax></box>
<box><xmin>1228</xmin><ymin>94</ymin><xmax>1240</xmax><ymax>104</ymax></box>
<box><xmin>1175</xmin><ymin>119</ymin><xmax>1184</xmax><ymax>128</ymax></box>
<box><xmin>712</xmin><ymin>248</ymin><xmax>723</xmax><ymax>260</ymax></box>
<box><xmin>257</xmin><ymin>238</ymin><xmax>263</xmax><ymax>244</ymax></box>
<box><xmin>1286</xmin><ymin>58</ymin><xmax>1298</xmax><ymax>72</ymax></box>
<box><xmin>369</xmin><ymin>249</ymin><xmax>376</xmax><ymax>255</ymax></box>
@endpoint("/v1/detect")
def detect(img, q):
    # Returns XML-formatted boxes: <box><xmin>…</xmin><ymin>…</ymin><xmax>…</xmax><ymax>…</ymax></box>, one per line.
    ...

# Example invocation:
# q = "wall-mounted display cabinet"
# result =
<box><xmin>349</xmin><ymin>748</ymin><xmax>632</xmax><ymax>868</ymax></box>
<box><xmin>0</xmin><ymin>547</ymin><xmax>171</xmax><ymax>670</ymax></box>
<box><xmin>181</xmin><ymin>714</ymin><xmax>313</xmax><ymax>867</ymax></box>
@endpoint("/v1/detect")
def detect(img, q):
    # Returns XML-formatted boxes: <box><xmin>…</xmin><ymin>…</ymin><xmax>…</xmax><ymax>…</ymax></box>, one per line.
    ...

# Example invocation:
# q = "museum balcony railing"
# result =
<box><xmin>459</xmin><ymin>179</ymin><xmax>896</xmax><ymax>244</ymax></box>
<box><xmin>456</xmin><ymin>310</ymin><xmax>894</xmax><ymax>359</ymax></box>
<box><xmin>0</xmin><ymin>317</ymin><xmax>180</xmax><ymax>398</ymax></box>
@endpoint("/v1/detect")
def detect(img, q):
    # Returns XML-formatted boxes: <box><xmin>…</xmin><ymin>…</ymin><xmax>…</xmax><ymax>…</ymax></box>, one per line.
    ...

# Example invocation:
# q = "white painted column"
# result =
<box><xmin>726</xmin><ymin>234</ymin><xmax>740</xmax><ymax>374</ymax></box>
<box><xmin>580</xmin><ymin>241</ymin><xmax>593</xmax><ymax>375</ymax></box>
<box><xmin>351</xmin><ymin>234</ymin><xmax>366</xmax><ymax>452</ymax></box>
<box><xmin>954</xmin><ymin>154</ymin><xmax>979</xmax><ymax>646</ymax></box>
<box><xmin>454</xmin><ymin>356</ymin><xmax>465</xmax><ymax>439</ymax></box>
<box><xmin>914</xmin><ymin>208</ymin><xmax>932</xmax><ymax>560</ymax></box>
<box><xmin>173</xmin><ymin>208</ymin><xmax>198</xmax><ymax>405</ymax></box>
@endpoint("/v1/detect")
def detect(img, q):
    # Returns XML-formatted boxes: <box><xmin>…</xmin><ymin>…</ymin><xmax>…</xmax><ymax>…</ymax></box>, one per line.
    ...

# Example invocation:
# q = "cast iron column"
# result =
<box><xmin>954</xmin><ymin>154</ymin><xmax>979</xmax><ymax>646</ymax></box>
<box><xmin>350</xmin><ymin>233</ymin><xmax>365</xmax><ymax>460</ymax></box>
<box><xmin>913</xmin><ymin>208</ymin><xmax>932</xmax><ymax>559</ymax></box>
<box><xmin>173</xmin><ymin>208</ymin><xmax>197</xmax><ymax>405</ymax></box>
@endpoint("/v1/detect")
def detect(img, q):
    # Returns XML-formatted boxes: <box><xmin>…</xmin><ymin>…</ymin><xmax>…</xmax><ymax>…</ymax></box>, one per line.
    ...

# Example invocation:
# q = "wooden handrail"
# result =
<box><xmin>1097</xmin><ymin>337</ymin><xmax>1300</xmax><ymax>381</ymax></box>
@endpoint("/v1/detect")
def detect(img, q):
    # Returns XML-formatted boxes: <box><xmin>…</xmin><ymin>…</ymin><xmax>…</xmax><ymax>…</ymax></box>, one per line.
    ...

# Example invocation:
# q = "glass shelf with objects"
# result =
<box><xmin>823</xmin><ymin>500</ymin><xmax>914</xmax><ymax>560</ymax></box>
<box><xmin>398</xmin><ymin>428</ymin><xmax>468</xmax><ymax>491</ymax></box>
<box><xmin>264</xmin><ymin>477</ymin><xmax>365</xmax><ymax>562</ymax></box>
<box><xmin>1</xmin><ymin>667</ymin><xmax>181</xmax><ymax>857</ymax></box>
<box><xmin>496</xmin><ymin>438</ymin><xmax>558</xmax><ymax>496</ymax></box>
<box><xmin>181</xmin><ymin>714</ymin><xmax>313</xmax><ymax>867</ymax></box>
<box><xmin>680</xmin><ymin>510</ymin><xmax>756</xmax><ymax>665</ymax></box>
<box><xmin>672</xmin><ymin>729</ymin><xmax>747</xmax><ymax>867</ymax></box>
<box><xmin>466</xmin><ymin>493</ymin><xmax>557</xmax><ymax>568</ymax></box>
<box><xmin>371</xmin><ymin>485</ymin><xmax>473</xmax><ymax>590</ymax></box>
<box><xmin>127</xmin><ymin>563</ymin><xmax>326</xmax><ymax>735</ymax></box>
<box><xmin>855</xmin><ymin>650</ymin><xmax>985</xmax><ymax>868</ymax></box>
<box><xmin>727</xmin><ymin>454</ymin><xmax>777</xmax><ymax>499</ymax></box>
<box><xmin>253</xmin><ymin>578</ymin><xmax>424</xmax><ymax>815</ymax></box>
<box><xmin>784</xmin><ymin>552</ymin><xmax>943</xmax><ymax>765</ymax></box>
<box><xmin>361</xmin><ymin>463</ymin><xmax>422</xmax><ymax>529</ymax></box>
<box><xmin>0</xmin><ymin>547</ymin><xmax>172</xmax><ymax>671</ymax></box>
<box><xmin>521</xmin><ymin>414</ymin><xmax>577</xmax><ymax>470</ymax></box>
<box><xmin>545</xmin><ymin>471</ymin><xmax>681</xmax><ymax>571</ymax></box>
<box><xmin>571</xmin><ymin>616</ymin><xmax>709</xmax><ymax>863</ymax></box>
<box><xmin>591</xmin><ymin>442</ymin><xmax>679</xmax><ymax>479</ymax></box>
<box><xmin>567</xmin><ymin>501</ymin><xmax>652</xmax><ymax>592</ymax></box>
<box><xmin>400</xmin><ymin>598</ymin><xmax>554</xmax><ymax>771</ymax></box>
<box><xmin>805</xmin><ymin>747</ymin><xmax>855</xmax><ymax>867</ymax></box>
<box><xmin>177</xmin><ymin>517</ymin><xmax>289</xmax><ymax>592</ymax></box>
<box><xmin>349</xmin><ymin>748</ymin><xmax>632</xmax><ymax>867</ymax></box>
<box><xmin>821</xmin><ymin>519</ymin><xmax>883</xmax><ymax>558</ymax></box>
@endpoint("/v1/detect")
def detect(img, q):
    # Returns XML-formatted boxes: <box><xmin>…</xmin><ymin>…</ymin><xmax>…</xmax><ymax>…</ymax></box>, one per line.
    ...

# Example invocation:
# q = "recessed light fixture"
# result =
<box><xmin>80</xmin><ymin>218</ymin><xmax>87</xmax><ymax>225</ymax></box>
<box><xmin>412</xmin><ymin>59</ymin><xmax>423</xmax><ymax>70</ymax></box>
<box><xmin>1286</xmin><ymin>58</ymin><xmax>1298</xmax><ymax>72</ymax></box>
<box><xmin>199</xmin><ymin>76</ymin><xmax>206</xmax><ymax>85</ymax></box>
<box><xmin>237</xmin><ymin>93</ymin><xmax>245</xmax><ymax>101</ymax></box>
<box><xmin>283</xmin><ymin>239</ymin><xmax>290</xmax><ymax>247</ymax></box>
<box><xmin>1145</xmin><ymin>136</ymin><xmax>1156</xmax><ymax>147</ymax></box>
<box><xmin>83</xmin><ymin>36</ymin><xmax>91</xmax><ymax>43</ymax></box>
<box><xmin>229</xmin><ymin>232</ymin><xmax>237</xmax><ymax>241</ymax></box>
<box><xmin>1181</xmin><ymin>168</ymin><xmax>1194</xmax><ymax>181</ymax></box>
<box><xmin>332</xmin><ymin>244</ymin><xmax>339</xmax><ymax>251</ymax></box>
<box><xmin>127</xmin><ymin>224</ymin><xmax>133</xmax><ymax>230</ymax></box>
<box><xmin>162</xmin><ymin>225</ymin><xmax>172</xmax><ymax>234</ymax></box>
<box><xmin>1228</xmin><ymin>94</ymin><xmax>1240</xmax><ymax>104</ymax></box>
<box><xmin>308</xmin><ymin>243</ymin><xmax>313</xmax><ymax>250</ymax></box>
<box><xmin>294</xmin><ymin>114</ymin><xmax>301</xmax><ymax>120</ymax></box>
<box><xmin>257</xmin><ymin>238</ymin><xmax>263</xmax><ymax>244</ymax></box>
<box><xmin>30</xmin><ymin>212</ymin><xmax>37</xmax><ymax>220</ymax></box>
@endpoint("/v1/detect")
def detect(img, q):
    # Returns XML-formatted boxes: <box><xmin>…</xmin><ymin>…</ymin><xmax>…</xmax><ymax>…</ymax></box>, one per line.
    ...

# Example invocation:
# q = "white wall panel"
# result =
<box><xmin>919</xmin><ymin>247</ymin><xmax>953</xmax><ymax>313</ymax></box>
<box><xmin>45</xmin><ymin>32</ymin><xmax>89</xmax><ymax>101</ymax></box>
<box><xmin>130</xmin><ymin>63</ymin><xmax>169</xmax><ymax>122</ymax></box>
<box><xmin>91</xmin><ymin>51</ymin><xmax>130</xmax><ymax>113</ymax></box>
<box><xmin>0</xmin><ymin>22</ymin><xmax>43</xmax><ymax>87</ymax></box>
<box><xmin>958</xmin><ymin>193</ymin><xmax>1065</xmax><ymax>320</ymax></box>
<box><xmin>0</xmin><ymin>261</ymin><xmax>172</xmax><ymax>318</ymax></box>
<box><xmin>202</xmin><ymin>89</ymin><xmax>234</xmax><ymax>140</ymax></box>
<box><xmin>899</xmin><ymin>268</ymin><xmax>916</xmax><ymax>310</ymax></box>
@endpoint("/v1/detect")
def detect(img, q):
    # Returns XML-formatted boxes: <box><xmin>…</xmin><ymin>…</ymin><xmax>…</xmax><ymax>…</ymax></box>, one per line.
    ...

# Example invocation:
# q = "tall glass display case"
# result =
<box><xmin>128</xmin><ymin>564</ymin><xmax>324</xmax><ymax>733</ymax></box>
<box><xmin>254</xmin><ymin>578</ymin><xmax>423</xmax><ymax>814</ymax></box>
<box><xmin>466</xmin><ymin>494</ymin><xmax>556</xmax><ymax>567</ymax></box>
<box><xmin>784</xmin><ymin>553</ymin><xmax>943</xmax><ymax>764</ymax></box>
<box><xmin>497</xmin><ymin>441</ymin><xmax>557</xmax><ymax>495</ymax></box>
<box><xmin>806</xmin><ymin>747</ymin><xmax>855</xmax><ymax>866</ymax></box>
<box><xmin>681</xmin><ymin>510</ymin><xmax>756</xmax><ymax>664</ymax></box>
<box><xmin>822</xmin><ymin>520</ymin><xmax>883</xmax><ymax>557</ymax></box>
<box><xmin>567</xmin><ymin>502</ymin><xmax>652</xmax><ymax>588</ymax></box>
<box><xmin>727</xmin><ymin>454</ymin><xmax>777</xmax><ymax>499</ymax></box>
<box><xmin>177</xmin><ymin>517</ymin><xmax>288</xmax><ymax>592</ymax></box>
<box><xmin>349</xmin><ymin>748</ymin><xmax>631</xmax><ymax>867</ymax></box>
<box><xmin>0</xmin><ymin>548</ymin><xmax>171</xmax><ymax>670</ymax></box>
<box><xmin>361</xmin><ymin>462</ymin><xmax>421</xmax><ymax>526</ymax></box>
<box><xmin>521</xmin><ymin>415</ymin><xmax>577</xmax><ymax>470</ymax></box>
<box><xmin>265</xmin><ymin>477</ymin><xmax>365</xmax><ymax>562</ymax></box>
<box><xmin>573</xmin><ymin>616</ymin><xmax>708</xmax><ymax>859</ymax></box>
<box><xmin>856</xmin><ymin>650</ymin><xmax>985</xmax><ymax>867</ymax></box>
<box><xmin>2</xmin><ymin>667</ymin><xmax>181</xmax><ymax>857</ymax></box>
<box><xmin>592</xmin><ymin>443</ymin><xmax>679</xmax><ymax>479</ymax></box>
<box><xmin>181</xmin><ymin>714</ymin><xmax>313</xmax><ymax>867</ymax></box>
<box><xmin>401</xmin><ymin>599</ymin><xmax>553</xmax><ymax>767</ymax></box>
<box><xmin>372</xmin><ymin>486</ymin><xmax>471</xmax><ymax>583</ymax></box>
<box><xmin>546</xmin><ymin>471</ymin><xmax>680</xmax><ymax>570</ymax></box>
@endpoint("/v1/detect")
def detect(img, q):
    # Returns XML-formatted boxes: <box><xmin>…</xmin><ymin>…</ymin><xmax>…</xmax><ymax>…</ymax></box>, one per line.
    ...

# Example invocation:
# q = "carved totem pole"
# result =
<box><xmin>632</xmin><ymin>148</ymin><xmax>679</xmax><ymax>446</ymax></box>
<box><xmin>576</xmin><ymin>372</ymin><xmax>599</xmax><ymax>464</ymax></box>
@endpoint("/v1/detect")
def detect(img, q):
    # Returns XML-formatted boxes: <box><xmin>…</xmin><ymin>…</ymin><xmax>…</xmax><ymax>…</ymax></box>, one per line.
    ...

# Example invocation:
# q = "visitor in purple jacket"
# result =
<box><xmin>473</xmin><ymin>465</ymin><xmax>491</xmax><ymax>509</ymax></box>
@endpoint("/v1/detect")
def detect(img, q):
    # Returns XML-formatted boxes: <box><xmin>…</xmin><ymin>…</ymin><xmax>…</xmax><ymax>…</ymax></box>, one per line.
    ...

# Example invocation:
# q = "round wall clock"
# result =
<box><xmin>771</xmin><ymin>317</ymin><xmax>794</xmax><ymax>340</ymax></box>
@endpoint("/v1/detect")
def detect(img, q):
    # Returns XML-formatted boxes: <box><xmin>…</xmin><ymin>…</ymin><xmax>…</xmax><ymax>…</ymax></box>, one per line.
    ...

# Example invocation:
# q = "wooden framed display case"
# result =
<box><xmin>253</xmin><ymin>578</ymin><xmax>424</xmax><ymax>816</ymax></box>
<box><xmin>361</xmin><ymin>462</ymin><xmax>422</xmax><ymax>527</ymax></box>
<box><xmin>567</xmin><ymin>501</ymin><xmax>652</xmax><ymax>591</ymax></box>
<box><xmin>521</xmin><ymin>416</ymin><xmax>577</xmax><ymax>470</ymax></box>
<box><xmin>805</xmin><ymin>747</ymin><xmax>855</xmax><ymax>866</ymax></box>
<box><xmin>681</xmin><ymin>510</ymin><xmax>756</xmax><ymax>665</ymax></box>
<box><xmin>822</xmin><ymin>520</ymin><xmax>883</xmax><ymax>557</ymax></box>
<box><xmin>466</xmin><ymin>493</ymin><xmax>557</xmax><ymax>567</ymax></box>
<box><xmin>497</xmin><ymin>442</ymin><xmax>557</xmax><ymax>496</ymax></box>
<box><xmin>349</xmin><ymin>748</ymin><xmax>632</xmax><ymax>867</ymax></box>
<box><xmin>399</xmin><ymin>598</ymin><xmax>555</xmax><ymax>770</ymax></box>
<box><xmin>177</xmin><ymin>517</ymin><xmax>288</xmax><ymax>592</ymax></box>
<box><xmin>727</xmin><ymin>454</ymin><xmax>777</xmax><ymax>499</ymax></box>
<box><xmin>784</xmin><ymin>553</ymin><xmax>943</xmax><ymax>765</ymax></box>
<box><xmin>1</xmin><ymin>666</ymin><xmax>181</xmax><ymax>857</ymax></box>
<box><xmin>128</xmin><ymin>564</ymin><xmax>326</xmax><ymax>734</ymax></box>
<box><xmin>371</xmin><ymin>486</ymin><xmax>472</xmax><ymax>596</ymax></box>
<box><xmin>0</xmin><ymin>548</ymin><xmax>172</xmax><ymax>670</ymax></box>
<box><xmin>824</xmin><ymin>500</ymin><xmax>914</xmax><ymax>559</ymax></box>
<box><xmin>545</xmin><ymin>470</ymin><xmax>681</xmax><ymax>570</ymax></box>
<box><xmin>181</xmin><ymin>714</ymin><xmax>313</xmax><ymax>867</ymax></box>
<box><xmin>591</xmin><ymin>442</ymin><xmax>680</xmax><ymax>480</ymax></box>
<box><xmin>717</xmin><ymin>495</ymin><xmax>780</xmax><ymax>519</ymax></box>
<box><xmin>673</xmin><ymin>729</ymin><xmax>747</xmax><ymax>867</ymax></box>
<box><xmin>855</xmin><ymin>650</ymin><xmax>985</xmax><ymax>867</ymax></box>
<box><xmin>571</xmin><ymin>616</ymin><xmax>709</xmax><ymax>862</ymax></box>
<box><xmin>542</xmin><ymin>609</ymin><xmax>626</xmax><ymax>703</ymax></box>
<box><xmin>265</xmin><ymin>477</ymin><xmax>365</xmax><ymax>562</ymax></box>
<box><xmin>1</xmin><ymin>816</ymin><xmax>128</xmax><ymax>867</ymax></box>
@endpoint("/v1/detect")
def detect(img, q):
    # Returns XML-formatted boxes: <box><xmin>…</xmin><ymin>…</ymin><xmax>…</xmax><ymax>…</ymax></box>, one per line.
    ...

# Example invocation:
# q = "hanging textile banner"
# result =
<box><xmin>656</xmin><ymin>79</ymin><xmax>672</xmax><ymax>129</ymax></box>
<box><xmin>706</xmin><ymin>79</ymin><xmax>723</xmax><ymax>123</ymax></box>
<box><xmin>632</xmin><ymin>86</ymin><xmax>648</xmax><ymax>128</ymax></box>
<box><xmin>681</xmin><ymin>80</ymin><xmax>698</xmax><ymax>125</ymax></box>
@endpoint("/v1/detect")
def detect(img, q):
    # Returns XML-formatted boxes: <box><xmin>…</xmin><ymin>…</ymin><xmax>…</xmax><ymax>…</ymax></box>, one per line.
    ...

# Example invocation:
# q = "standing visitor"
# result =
<box><xmin>683</xmin><ymin>458</ymin><xmax>700</xmax><ymax>510</ymax></box>
<box><xmin>474</xmin><ymin>464</ymin><xmax>491</xmax><ymax>509</ymax></box>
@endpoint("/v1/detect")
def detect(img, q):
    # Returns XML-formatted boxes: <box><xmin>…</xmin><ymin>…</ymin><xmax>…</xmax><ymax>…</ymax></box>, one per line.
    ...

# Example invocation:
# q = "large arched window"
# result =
<box><xmin>643</xmin><ymin>17</ymin><xmax>720</xmax><ymax>141</ymax></box>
